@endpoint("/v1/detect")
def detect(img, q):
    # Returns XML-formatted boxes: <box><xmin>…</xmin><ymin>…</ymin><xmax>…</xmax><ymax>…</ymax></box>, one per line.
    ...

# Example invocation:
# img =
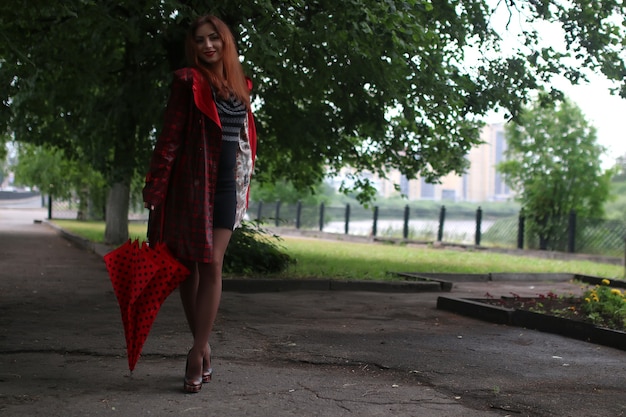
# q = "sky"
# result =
<box><xmin>488</xmin><ymin>74</ymin><xmax>626</xmax><ymax>168</ymax></box>
<box><xmin>484</xmin><ymin>4</ymin><xmax>626</xmax><ymax>169</ymax></box>
<box><xmin>555</xmin><ymin>77</ymin><xmax>626</xmax><ymax>167</ymax></box>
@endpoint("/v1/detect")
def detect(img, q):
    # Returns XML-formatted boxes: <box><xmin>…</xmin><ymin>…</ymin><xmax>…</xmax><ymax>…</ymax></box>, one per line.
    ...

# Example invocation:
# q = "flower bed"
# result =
<box><xmin>437</xmin><ymin>286</ymin><xmax>626</xmax><ymax>351</ymax></box>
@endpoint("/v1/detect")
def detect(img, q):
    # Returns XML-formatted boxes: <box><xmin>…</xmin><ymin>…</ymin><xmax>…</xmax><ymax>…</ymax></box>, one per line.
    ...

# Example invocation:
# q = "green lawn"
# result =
<box><xmin>276</xmin><ymin>236</ymin><xmax>624</xmax><ymax>280</ymax></box>
<box><xmin>50</xmin><ymin>220</ymin><xmax>625</xmax><ymax>280</ymax></box>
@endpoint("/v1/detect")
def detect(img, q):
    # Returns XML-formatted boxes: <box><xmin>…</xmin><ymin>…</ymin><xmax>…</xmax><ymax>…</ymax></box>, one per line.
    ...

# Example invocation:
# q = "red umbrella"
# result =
<box><xmin>104</xmin><ymin>239</ymin><xmax>189</xmax><ymax>371</ymax></box>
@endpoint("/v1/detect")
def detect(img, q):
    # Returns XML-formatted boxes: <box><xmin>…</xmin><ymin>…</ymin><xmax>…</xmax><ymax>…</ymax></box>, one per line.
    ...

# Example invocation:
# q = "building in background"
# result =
<box><xmin>330</xmin><ymin>123</ymin><xmax>513</xmax><ymax>202</ymax></box>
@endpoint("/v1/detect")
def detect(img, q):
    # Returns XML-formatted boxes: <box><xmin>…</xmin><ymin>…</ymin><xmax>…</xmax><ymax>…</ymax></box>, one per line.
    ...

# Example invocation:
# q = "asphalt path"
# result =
<box><xmin>1</xmin><ymin>205</ymin><xmax>625</xmax><ymax>417</ymax></box>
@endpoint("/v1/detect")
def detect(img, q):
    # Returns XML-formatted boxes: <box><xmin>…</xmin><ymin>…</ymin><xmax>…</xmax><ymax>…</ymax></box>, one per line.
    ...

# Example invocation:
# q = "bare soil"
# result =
<box><xmin>478</xmin><ymin>295</ymin><xmax>626</xmax><ymax>332</ymax></box>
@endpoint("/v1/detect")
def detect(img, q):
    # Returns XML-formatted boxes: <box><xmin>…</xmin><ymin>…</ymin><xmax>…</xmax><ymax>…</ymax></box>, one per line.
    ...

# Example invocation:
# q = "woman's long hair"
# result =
<box><xmin>185</xmin><ymin>15</ymin><xmax>250</xmax><ymax>109</ymax></box>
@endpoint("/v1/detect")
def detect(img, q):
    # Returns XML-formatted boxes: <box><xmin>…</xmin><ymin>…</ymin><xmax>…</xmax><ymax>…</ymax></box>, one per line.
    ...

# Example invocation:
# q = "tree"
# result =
<box><xmin>0</xmin><ymin>136</ymin><xmax>8</xmax><ymax>185</ymax></box>
<box><xmin>250</xmin><ymin>179</ymin><xmax>335</xmax><ymax>206</ymax></box>
<box><xmin>604</xmin><ymin>182</ymin><xmax>626</xmax><ymax>224</ymax></box>
<box><xmin>12</xmin><ymin>144</ymin><xmax>71</xmax><ymax>198</ymax></box>
<box><xmin>614</xmin><ymin>154</ymin><xmax>626</xmax><ymax>182</ymax></box>
<box><xmin>603</xmin><ymin>154</ymin><xmax>626</xmax><ymax>223</ymax></box>
<box><xmin>1</xmin><ymin>1</ymin><xmax>625</xmax><ymax>244</ymax></box>
<box><xmin>1</xmin><ymin>1</ymin><xmax>182</xmax><ymax>241</ymax></box>
<box><xmin>498</xmin><ymin>97</ymin><xmax>612</xmax><ymax>250</ymax></box>
<box><xmin>12</xmin><ymin>144</ymin><xmax>107</xmax><ymax>219</ymax></box>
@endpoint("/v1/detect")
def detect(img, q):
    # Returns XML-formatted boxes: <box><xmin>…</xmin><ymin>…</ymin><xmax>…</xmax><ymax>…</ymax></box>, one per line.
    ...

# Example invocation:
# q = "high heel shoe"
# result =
<box><xmin>202</xmin><ymin>345</ymin><xmax>212</xmax><ymax>383</ymax></box>
<box><xmin>183</xmin><ymin>350</ymin><xmax>203</xmax><ymax>393</ymax></box>
<box><xmin>202</xmin><ymin>362</ymin><xmax>213</xmax><ymax>383</ymax></box>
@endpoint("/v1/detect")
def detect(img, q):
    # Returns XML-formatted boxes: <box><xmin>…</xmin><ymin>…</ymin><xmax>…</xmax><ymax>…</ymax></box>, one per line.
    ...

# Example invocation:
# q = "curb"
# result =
<box><xmin>437</xmin><ymin>295</ymin><xmax>626</xmax><ymax>351</ymax></box>
<box><xmin>223</xmin><ymin>278</ymin><xmax>441</xmax><ymax>293</ymax></box>
<box><xmin>394</xmin><ymin>271</ymin><xmax>581</xmax><ymax>292</ymax></box>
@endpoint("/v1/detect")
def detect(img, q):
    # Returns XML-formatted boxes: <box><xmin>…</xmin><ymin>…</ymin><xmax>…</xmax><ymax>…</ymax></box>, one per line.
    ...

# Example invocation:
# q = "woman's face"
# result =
<box><xmin>194</xmin><ymin>23</ymin><xmax>223</xmax><ymax>68</ymax></box>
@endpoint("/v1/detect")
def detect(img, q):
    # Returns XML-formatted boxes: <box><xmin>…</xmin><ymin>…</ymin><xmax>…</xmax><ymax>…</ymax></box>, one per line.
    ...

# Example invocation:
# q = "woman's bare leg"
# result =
<box><xmin>186</xmin><ymin>228</ymin><xmax>233</xmax><ymax>380</ymax></box>
<box><xmin>179</xmin><ymin>262</ymin><xmax>199</xmax><ymax>335</ymax></box>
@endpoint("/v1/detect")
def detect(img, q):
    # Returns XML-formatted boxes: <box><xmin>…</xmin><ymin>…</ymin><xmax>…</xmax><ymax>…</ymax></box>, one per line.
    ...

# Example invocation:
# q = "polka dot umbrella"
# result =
<box><xmin>104</xmin><ymin>239</ymin><xmax>190</xmax><ymax>371</ymax></box>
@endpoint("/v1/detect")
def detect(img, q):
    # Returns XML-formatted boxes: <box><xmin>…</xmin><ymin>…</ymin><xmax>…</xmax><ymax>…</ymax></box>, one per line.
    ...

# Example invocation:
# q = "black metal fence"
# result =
<box><xmin>249</xmin><ymin>201</ymin><xmax>626</xmax><ymax>258</ymax></box>
<box><xmin>47</xmin><ymin>196</ymin><xmax>626</xmax><ymax>259</ymax></box>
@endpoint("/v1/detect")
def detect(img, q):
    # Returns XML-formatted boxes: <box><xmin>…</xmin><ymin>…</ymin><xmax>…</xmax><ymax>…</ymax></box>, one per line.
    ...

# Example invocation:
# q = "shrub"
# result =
<box><xmin>224</xmin><ymin>221</ymin><xmax>295</xmax><ymax>274</ymax></box>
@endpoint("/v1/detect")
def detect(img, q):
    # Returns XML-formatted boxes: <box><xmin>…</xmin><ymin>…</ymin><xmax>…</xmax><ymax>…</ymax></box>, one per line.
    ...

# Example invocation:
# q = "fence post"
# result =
<box><xmin>403</xmin><ymin>205</ymin><xmax>410</xmax><ymax>239</ymax></box>
<box><xmin>437</xmin><ymin>205</ymin><xmax>446</xmax><ymax>242</ymax></box>
<box><xmin>568</xmin><ymin>210</ymin><xmax>576</xmax><ymax>253</ymax></box>
<box><xmin>517</xmin><ymin>209</ymin><xmax>525</xmax><ymax>249</ymax></box>
<box><xmin>345</xmin><ymin>204</ymin><xmax>350</xmax><ymax>234</ymax></box>
<box><xmin>319</xmin><ymin>202</ymin><xmax>325</xmax><ymax>231</ymax></box>
<box><xmin>372</xmin><ymin>206</ymin><xmax>379</xmax><ymax>237</ymax></box>
<box><xmin>47</xmin><ymin>195</ymin><xmax>52</xmax><ymax>220</ymax></box>
<box><xmin>475</xmin><ymin>206</ymin><xmax>482</xmax><ymax>246</ymax></box>
<box><xmin>295</xmin><ymin>200</ymin><xmax>302</xmax><ymax>229</ymax></box>
<box><xmin>256</xmin><ymin>200</ymin><xmax>263</xmax><ymax>222</ymax></box>
<box><xmin>275</xmin><ymin>201</ymin><xmax>281</xmax><ymax>227</ymax></box>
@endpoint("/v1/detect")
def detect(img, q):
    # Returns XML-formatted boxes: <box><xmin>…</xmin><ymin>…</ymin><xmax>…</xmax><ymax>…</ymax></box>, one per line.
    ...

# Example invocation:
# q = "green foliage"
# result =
<box><xmin>224</xmin><ymin>221</ymin><xmax>295</xmax><ymax>274</ymax></box>
<box><xmin>13</xmin><ymin>143</ymin><xmax>73</xmax><ymax>197</ymax></box>
<box><xmin>481</xmin><ymin>216</ymin><xmax>519</xmax><ymax>247</ymax></box>
<box><xmin>605</xmin><ymin>167</ymin><xmax>626</xmax><ymax>223</ymax></box>
<box><xmin>581</xmin><ymin>279</ymin><xmax>626</xmax><ymax>329</ymax></box>
<box><xmin>0</xmin><ymin>138</ymin><xmax>9</xmax><ymax>185</ymax></box>
<box><xmin>3</xmin><ymin>1</ymin><xmax>626</xmax><ymax>242</ymax></box>
<box><xmin>574</xmin><ymin>217</ymin><xmax>626</xmax><ymax>257</ymax></box>
<box><xmin>498</xmin><ymin>97</ymin><xmax>612</xmax><ymax>250</ymax></box>
<box><xmin>13</xmin><ymin>143</ymin><xmax>107</xmax><ymax>217</ymax></box>
<box><xmin>250</xmin><ymin>179</ymin><xmax>335</xmax><ymax>206</ymax></box>
<box><xmin>613</xmin><ymin>155</ymin><xmax>626</xmax><ymax>182</ymax></box>
<box><xmin>0</xmin><ymin>135</ymin><xmax>8</xmax><ymax>163</ymax></box>
<box><xmin>605</xmin><ymin>199</ymin><xmax>626</xmax><ymax>224</ymax></box>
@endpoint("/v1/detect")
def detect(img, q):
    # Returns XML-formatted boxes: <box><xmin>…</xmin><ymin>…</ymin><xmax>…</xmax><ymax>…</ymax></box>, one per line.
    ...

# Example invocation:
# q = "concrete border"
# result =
<box><xmin>437</xmin><ymin>295</ymin><xmax>626</xmax><ymax>351</ymax></box>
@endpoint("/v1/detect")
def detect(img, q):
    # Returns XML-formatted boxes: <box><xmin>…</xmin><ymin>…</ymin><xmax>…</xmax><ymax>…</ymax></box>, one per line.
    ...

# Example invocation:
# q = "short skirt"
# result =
<box><xmin>213</xmin><ymin>140</ymin><xmax>238</xmax><ymax>230</ymax></box>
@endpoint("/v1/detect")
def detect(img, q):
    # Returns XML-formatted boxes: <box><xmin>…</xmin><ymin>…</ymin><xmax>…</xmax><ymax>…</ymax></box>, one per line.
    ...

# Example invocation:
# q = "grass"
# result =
<box><xmin>52</xmin><ymin>219</ymin><xmax>149</xmax><ymax>242</ymax></box>
<box><xmin>277</xmin><ymin>236</ymin><xmax>624</xmax><ymax>280</ymax></box>
<box><xmin>51</xmin><ymin>219</ymin><xmax>625</xmax><ymax>281</ymax></box>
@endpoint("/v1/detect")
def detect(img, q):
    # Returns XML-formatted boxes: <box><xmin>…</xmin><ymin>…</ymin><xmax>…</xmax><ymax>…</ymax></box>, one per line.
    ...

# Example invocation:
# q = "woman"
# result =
<box><xmin>142</xmin><ymin>15</ymin><xmax>257</xmax><ymax>393</ymax></box>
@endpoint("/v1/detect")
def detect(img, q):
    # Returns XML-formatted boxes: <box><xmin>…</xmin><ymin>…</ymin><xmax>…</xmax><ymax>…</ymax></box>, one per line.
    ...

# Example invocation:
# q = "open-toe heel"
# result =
<box><xmin>183</xmin><ymin>351</ymin><xmax>203</xmax><ymax>393</ymax></box>
<box><xmin>202</xmin><ymin>364</ymin><xmax>212</xmax><ymax>383</ymax></box>
<box><xmin>202</xmin><ymin>345</ymin><xmax>212</xmax><ymax>383</ymax></box>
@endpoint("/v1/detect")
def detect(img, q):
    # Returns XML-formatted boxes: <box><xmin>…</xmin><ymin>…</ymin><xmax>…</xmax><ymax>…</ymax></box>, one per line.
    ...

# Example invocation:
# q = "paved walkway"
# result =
<box><xmin>1</xmin><ymin>207</ymin><xmax>626</xmax><ymax>417</ymax></box>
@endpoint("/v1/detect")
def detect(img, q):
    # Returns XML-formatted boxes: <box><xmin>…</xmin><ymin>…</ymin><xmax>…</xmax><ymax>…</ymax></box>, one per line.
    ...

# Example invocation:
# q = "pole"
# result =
<box><xmin>403</xmin><ymin>205</ymin><xmax>410</xmax><ymax>239</ymax></box>
<box><xmin>295</xmin><ymin>201</ymin><xmax>302</xmax><ymax>229</ymax></box>
<box><xmin>475</xmin><ymin>206</ymin><xmax>482</xmax><ymax>246</ymax></box>
<box><xmin>437</xmin><ymin>205</ymin><xmax>446</xmax><ymax>242</ymax></box>
<box><xmin>372</xmin><ymin>206</ymin><xmax>379</xmax><ymax>237</ymax></box>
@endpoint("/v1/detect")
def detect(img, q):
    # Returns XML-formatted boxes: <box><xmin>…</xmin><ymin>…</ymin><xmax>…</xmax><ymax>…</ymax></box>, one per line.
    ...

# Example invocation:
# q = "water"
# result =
<box><xmin>323</xmin><ymin>219</ymin><xmax>495</xmax><ymax>244</ymax></box>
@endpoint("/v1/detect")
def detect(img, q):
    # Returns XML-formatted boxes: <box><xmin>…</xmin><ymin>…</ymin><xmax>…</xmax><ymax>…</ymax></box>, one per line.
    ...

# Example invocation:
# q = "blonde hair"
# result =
<box><xmin>185</xmin><ymin>15</ymin><xmax>250</xmax><ymax>108</ymax></box>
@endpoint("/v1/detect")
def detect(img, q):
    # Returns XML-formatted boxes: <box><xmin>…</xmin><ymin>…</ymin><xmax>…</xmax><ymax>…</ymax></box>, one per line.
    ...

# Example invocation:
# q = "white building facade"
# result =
<box><xmin>348</xmin><ymin>123</ymin><xmax>513</xmax><ymax>202</ymax></box>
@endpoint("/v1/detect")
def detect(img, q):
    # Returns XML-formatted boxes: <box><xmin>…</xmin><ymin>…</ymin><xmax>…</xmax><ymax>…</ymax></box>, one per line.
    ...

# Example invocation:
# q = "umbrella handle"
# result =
<box><xmin>147</xmin><ymin>204</ymin><xmax>166</xmax><ymax>246</ymax></box>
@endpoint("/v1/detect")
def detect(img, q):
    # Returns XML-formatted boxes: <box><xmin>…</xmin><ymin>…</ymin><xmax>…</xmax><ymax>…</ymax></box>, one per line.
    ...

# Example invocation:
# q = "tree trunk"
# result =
<box><xmin>104</xmin><ymin>181</ymin><xmax>130</xmax><ymax>245</ymax></box>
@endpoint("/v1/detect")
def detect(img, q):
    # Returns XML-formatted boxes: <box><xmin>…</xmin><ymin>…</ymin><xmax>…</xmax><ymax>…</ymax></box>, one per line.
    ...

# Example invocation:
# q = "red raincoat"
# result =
<box><xmin>143</xmin><ymin>68</ymin><xmax>257</xmax><ymax>263</ymax></box>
